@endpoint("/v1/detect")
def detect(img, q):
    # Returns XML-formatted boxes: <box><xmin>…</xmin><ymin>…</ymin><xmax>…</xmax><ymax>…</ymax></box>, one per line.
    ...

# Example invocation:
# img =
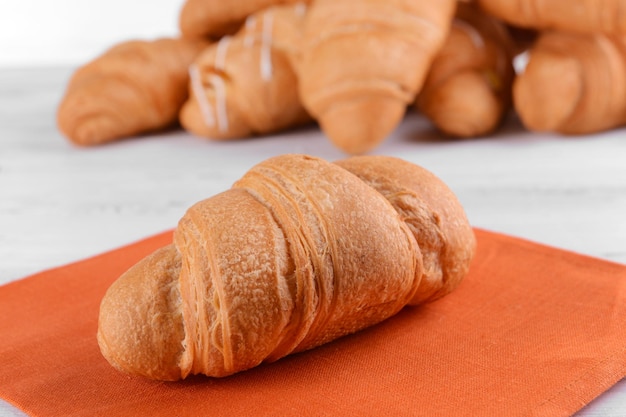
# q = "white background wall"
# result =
<box><xmin>0</xmin><ymin>0</ymin><xmax>185</xmax><ymax>67</ymax></box>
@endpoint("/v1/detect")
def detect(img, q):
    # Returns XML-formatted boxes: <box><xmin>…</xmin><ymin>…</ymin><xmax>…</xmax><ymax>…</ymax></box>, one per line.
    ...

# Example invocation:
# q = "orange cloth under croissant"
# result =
<box><xmin>1</xmin><ymin>229</ymin><xmax>626</xmax><ymax>417</ymax></box>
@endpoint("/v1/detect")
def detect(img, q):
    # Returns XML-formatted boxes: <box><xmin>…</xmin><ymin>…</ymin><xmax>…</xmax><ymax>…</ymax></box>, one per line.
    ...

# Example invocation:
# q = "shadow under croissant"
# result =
<box><xmin>64</xmin><ymin>124</ymin><xmax>189</xmax><ymax>147</ymax></box>
<box><xmin>404</xmin><ymin>110</ymin><xmax>527</xmax><ymax>144</ymax></box>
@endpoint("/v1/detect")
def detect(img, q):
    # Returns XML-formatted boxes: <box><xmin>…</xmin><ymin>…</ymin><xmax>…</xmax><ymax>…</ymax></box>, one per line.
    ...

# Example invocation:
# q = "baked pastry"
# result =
<box><xmin>295</xmin><ymin>0</ymin><xmax>456</xmax><ymax>154</ymax></box>
<box><xmin>98</xmin><ymin>154</ymin><xmax>476</xmax><ymax>380</ymax></box>
<box><xmin>415</xmin><ymin>3</ymin><xmax>515</xmax><ymax>138</ymax></box>
<box><xmin>476</xmin><ymin>0</ymin><xmax>626</xmax><ymax>34</ymax></box>
<box><xmin>179</xmin><ymin>4</ymin><xmax>311</xmax><ymax>140</ymax></box>
<box><xmin>514</xmin><ymin>32</ymin><xmax>626</xmax><ymax>134</ymax></box>
<box><xmin>475</xmin><ymin>0</ymin><xmax>626</xmax><ymax>135</ymax></box>
<box><xmin>57</xmin><ymin>38</ymin><xmax>206</xmax><ymax>145</ymax></box>
<box><xmin>179</xmin><ymin>0</ymin><xmax>311</xmax><ymax>39</ymax></box>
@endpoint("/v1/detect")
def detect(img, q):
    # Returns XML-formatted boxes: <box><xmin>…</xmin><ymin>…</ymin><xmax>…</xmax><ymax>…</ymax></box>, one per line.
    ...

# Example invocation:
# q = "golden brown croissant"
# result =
<box><xmin>179</xmin><ymin>4</ymin><xmax>311</xmax><ymax>140</ymax></box>
<box><xmin>295</xmin><ymin>0</ymin><xmax>456</xmax><ymax>154</ymax></box>
<box><xmin>415</xmin><ymin>3</ymin><xmax>515</xmax><ymax>138</ymax></box>
<box><xmin>57</xmin><ymin>38</ymin><xmax>206</xmax><ymax>146</ymax></box>
<box><xmin>179</xmin><ymin>0</ymin><xmax>311</xmax><ymax>39</ymax></box>
<box><xmin>514</xmin><ymin>32</ymin><xmax>626</xmax><ymax>134</ymax></box>
<box><xmin>97</xmin><ymin>154</ymin><xmax>475</xmax><ymax>381</ymax></box>
<box><xmin>476</xmin><ymin>0</ymin><xmax>626</xmax><ymax>34</ymax></box>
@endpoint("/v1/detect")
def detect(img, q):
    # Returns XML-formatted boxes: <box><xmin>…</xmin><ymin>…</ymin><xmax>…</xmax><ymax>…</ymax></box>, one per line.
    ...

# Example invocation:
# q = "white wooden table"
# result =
<box><xmin>1</xmin><ymin>67</ymin><xmax>625</xmax><ymax>416</ymax></box>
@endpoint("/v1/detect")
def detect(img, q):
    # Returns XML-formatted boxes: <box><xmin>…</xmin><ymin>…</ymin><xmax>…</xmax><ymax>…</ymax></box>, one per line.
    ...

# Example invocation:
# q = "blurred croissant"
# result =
<box><xmin>57</xmin><ymin>38</ymin><xmax>206</xmax><ymax>146</ymax></box>
<box><xmin>179</xmin><ymin>0</ymin><xmax>311</xmax><ymax>39</ymax></box>
<box><xmin>179</xmin><ymin>4</ymin><xmax>311</xmax><ymax>140</ymax></box>
<box><xmin>476</xmin><ymin>0</ymin><xmax>626</xmax><ymax>34</ymax></box>
<box><xmin>415</xmin><ymin>2</ymin><xmax>515</xmax><ymax>138</ymax></box>
<box><xmin>514</xmin><ymin>32</ymin><xmax>626</xmax><ymax>134</ymax></box>
<box><xmin>97</xmin><ymin>154</ymin><xmax>476</xmax><ymax>380</ymax></box>
<box><xmin>296</xmin><ymin>0</ymin><xmax>456</xmax><ymax>154</ymax></box>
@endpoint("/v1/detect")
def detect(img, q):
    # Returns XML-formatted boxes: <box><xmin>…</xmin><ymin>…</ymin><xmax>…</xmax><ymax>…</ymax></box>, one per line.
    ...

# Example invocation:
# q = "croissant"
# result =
<box><xmin>179</xmin><ymin>4</ymin><xmax>311</xmax><ymax>140</ymax></box>
<box><xmin>415</xmin><ymin>3</ymin><xmax>515</xmax><ymax>138</ymax></box>
<box><xmin>476</xmin><ymin>0</ymin><xmax>626</xmax><ymax>34</ymax></box>
<box><xmin>514</xmin><ymin>32</ymin><xmax>626</xmax><ymax>134</ymax></box>
<box><xmin>57</xmin><ymin>38</ymin><xmax>206</xmax><ymax>146</ymax></box>
<box><xmin>97</xmin><ymin>154</ymin><xmax>476</xmax><ymax>381</ymax></box>
<box><xmin>179</xmin><ymin>0</ymin><xmax>311</xmax><ymax>40</ymax></box>
<box><xmin>295</xmin><ymin>0</ymin><xmax>457</xmax><ymax>154</ymax></box>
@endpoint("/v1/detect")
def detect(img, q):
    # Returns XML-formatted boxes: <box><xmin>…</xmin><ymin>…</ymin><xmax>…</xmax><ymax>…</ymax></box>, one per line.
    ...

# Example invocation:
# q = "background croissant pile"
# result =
<box><xmin>57</xmin><ymin>0</ymin><xmax>626</xmax><ymax>154</ymax></box>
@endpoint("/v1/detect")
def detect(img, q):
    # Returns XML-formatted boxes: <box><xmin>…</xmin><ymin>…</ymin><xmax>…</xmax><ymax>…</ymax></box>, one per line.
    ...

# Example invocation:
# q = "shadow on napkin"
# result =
<box><xmin>1</xmin><ymin>229</ymin><xmax>625</xmax><ymax>417</ymax></box>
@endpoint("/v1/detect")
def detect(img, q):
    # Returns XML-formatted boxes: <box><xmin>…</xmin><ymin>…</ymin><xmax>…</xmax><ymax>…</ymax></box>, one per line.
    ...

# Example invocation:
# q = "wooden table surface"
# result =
<box><xmin>0</xmin><ymin>67</ymin><xmax>625</xmax><ymax>416</ymax></box>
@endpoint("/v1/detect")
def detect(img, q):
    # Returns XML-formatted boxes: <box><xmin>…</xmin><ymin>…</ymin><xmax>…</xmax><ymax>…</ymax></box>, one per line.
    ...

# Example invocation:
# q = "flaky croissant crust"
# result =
<box><xmin>98</xmin><ymin>154</ymin><xmax>475</xmax><ymax>380</ymax></box>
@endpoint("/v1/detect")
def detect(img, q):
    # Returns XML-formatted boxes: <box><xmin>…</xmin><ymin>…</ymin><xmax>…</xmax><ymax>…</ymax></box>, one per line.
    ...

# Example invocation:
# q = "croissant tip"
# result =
<box><xmin>57</xmin><ymin>97</ymin><xmax>121</xmax><ymax>146</ymax></box>
<box><xmin>97</xmin><ymin>245</ymin><xmax>185</xmax><ymax>381</ymax></box>
<box><xmin>72</xmin><ymin>119</ymin><xmax>113</xmax><ymax>145</ymax></box>
<box><xmin>514</xmin><ymin>51</ymin><xmax>582</xmax><ymax>132</ymax></box>
<box><xmin>318</xmin><ymin>97</ymin><xmax>407</xmax><ymax>154</ymax></box>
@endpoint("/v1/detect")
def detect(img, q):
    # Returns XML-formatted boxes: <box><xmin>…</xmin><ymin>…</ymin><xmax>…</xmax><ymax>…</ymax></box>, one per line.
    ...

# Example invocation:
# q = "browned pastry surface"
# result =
<box><xmin>98</xmin><ymin>154</ymin><xmax>475</xmax><ymax>380</ymax></box>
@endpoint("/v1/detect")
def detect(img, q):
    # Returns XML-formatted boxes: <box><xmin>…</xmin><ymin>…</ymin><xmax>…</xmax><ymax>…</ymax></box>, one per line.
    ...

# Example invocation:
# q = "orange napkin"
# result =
<box><xmin>1</xmin><ymin>229</ymin><xmax>626</xmax><ymax>417</ymax></box>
